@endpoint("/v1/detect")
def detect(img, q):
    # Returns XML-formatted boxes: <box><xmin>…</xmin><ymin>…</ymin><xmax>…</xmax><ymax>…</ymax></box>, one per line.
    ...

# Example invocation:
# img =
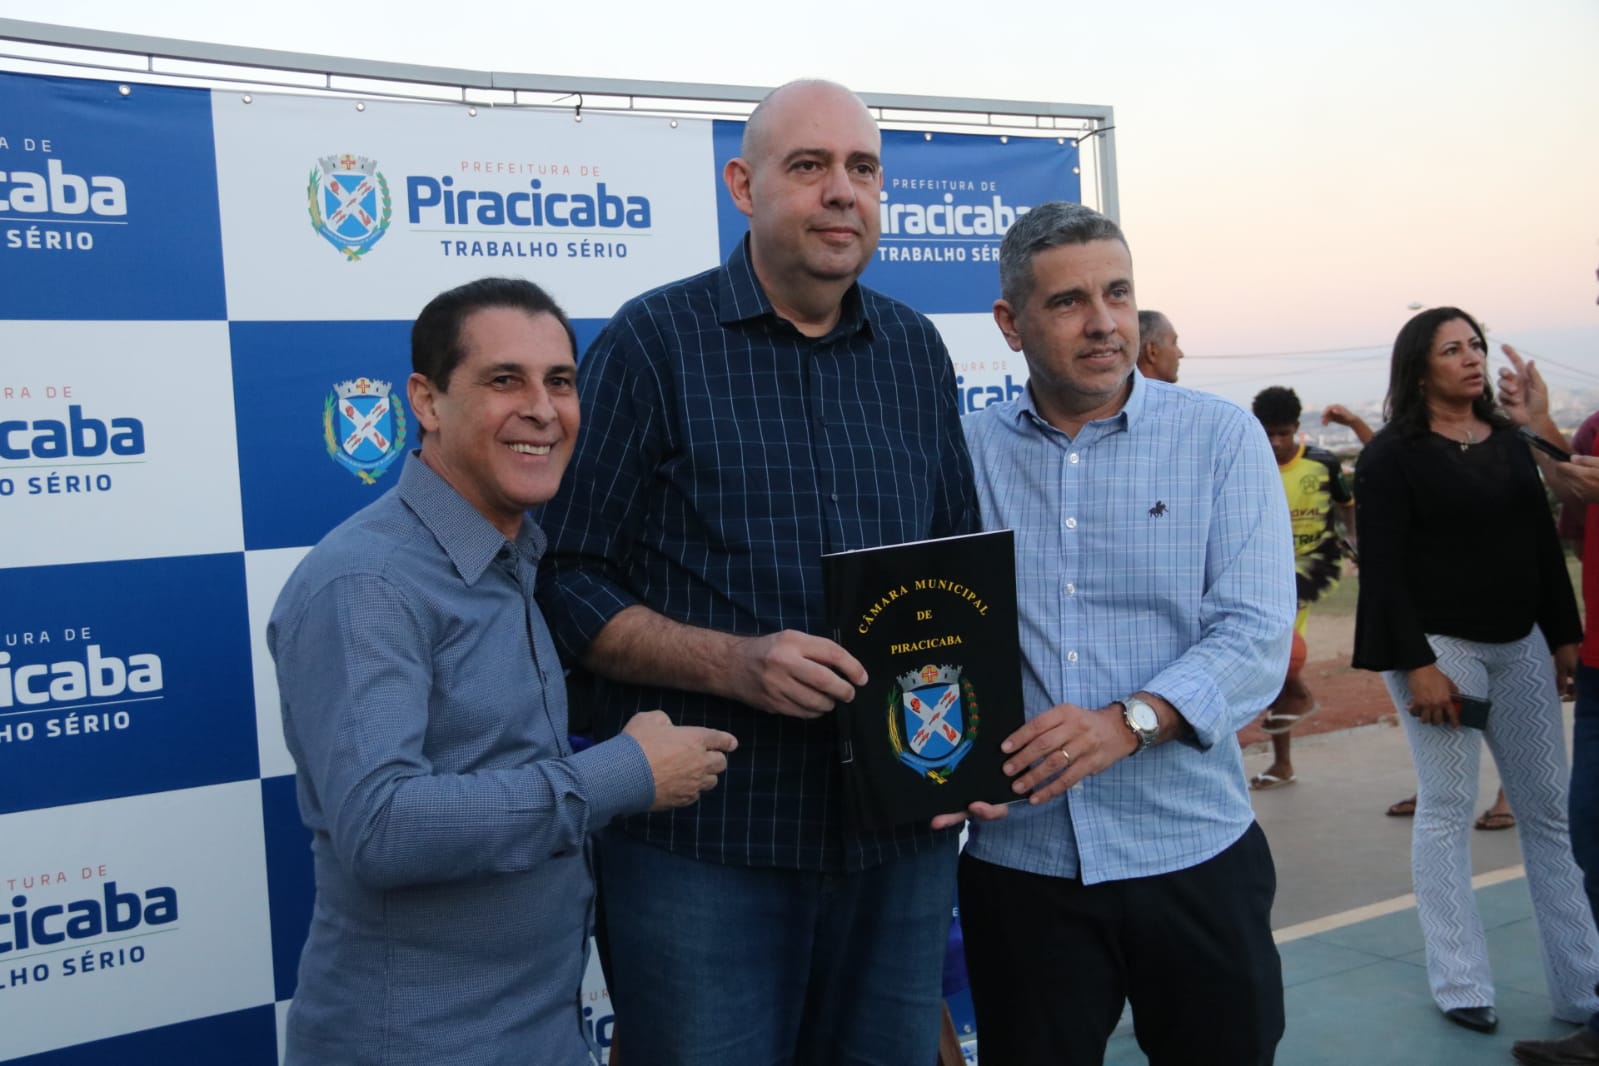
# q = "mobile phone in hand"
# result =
<box><xmin>1455</xmin><ymin>695</ymin><xmax>1491</xmax><ymax>730</ymax></box>
<box><xmin>1517</xmin><ymin>425</ymin><xmax>1572</xmax><ymax>463</ymax></box>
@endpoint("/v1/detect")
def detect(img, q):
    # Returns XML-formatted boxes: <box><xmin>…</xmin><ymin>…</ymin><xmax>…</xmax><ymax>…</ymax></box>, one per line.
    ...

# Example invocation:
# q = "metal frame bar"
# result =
<box><xmin>0</xmin><ymin>17</ymin><xmax>1119</xmax><ymax>218</ymax></box>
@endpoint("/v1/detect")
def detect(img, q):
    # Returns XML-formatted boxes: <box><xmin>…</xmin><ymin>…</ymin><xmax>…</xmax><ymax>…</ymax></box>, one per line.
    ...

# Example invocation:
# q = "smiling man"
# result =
<box><xmin>537</xmin><ymin>81</ymin><xmax>980</xmax><ymax>1064</ymax></box>
<box><xmin>951</xmin><ymin>202</ymin><xmax>1294</xmax><ymax>1065</ymax></box>
<box><xmin>268</xmin><ymin>277</ymin><xmax>735</xmax><ymax>1066</ymax></box>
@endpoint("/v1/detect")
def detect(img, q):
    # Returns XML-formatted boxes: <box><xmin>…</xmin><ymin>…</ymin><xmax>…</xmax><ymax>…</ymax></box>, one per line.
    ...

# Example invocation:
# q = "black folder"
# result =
<box><xmin>822</xmin><ymin>530</ymin><xmax>1025</xmax><ymax>831</ymax></box>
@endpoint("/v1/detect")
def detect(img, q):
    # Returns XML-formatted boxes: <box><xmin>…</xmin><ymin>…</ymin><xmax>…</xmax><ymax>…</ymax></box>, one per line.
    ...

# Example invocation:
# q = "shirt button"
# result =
<box><xmin>1069</xmin><ymin>452</ymin><xmax>1080</xmax><ymax>464</ymax></box>
<box><xmin>1066</xmin><ymin>583</ymin><xmax>1076</xmax><ymax>595</ymax></box>
<box><xmin>1067</xmin><ymin>650</ymin><xmax>1079</xmax><ymax>662</ymax></box>
<box><xmin>1065</xmin><ymin>517</ymin><xmax>1077</xmax><ymax>529</ymax></box>
<box><xmin>830</xmin><ymin>493</ymin><xmax>839</xmax><ymax>502</ymax></box>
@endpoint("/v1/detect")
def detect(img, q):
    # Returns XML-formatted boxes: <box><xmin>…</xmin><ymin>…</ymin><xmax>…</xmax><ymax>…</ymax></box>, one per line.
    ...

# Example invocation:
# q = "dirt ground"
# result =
<box><xmin>1236</xmin><ymin>605</ymin><xmax>1395</xmax><ymax>750</ymax></box>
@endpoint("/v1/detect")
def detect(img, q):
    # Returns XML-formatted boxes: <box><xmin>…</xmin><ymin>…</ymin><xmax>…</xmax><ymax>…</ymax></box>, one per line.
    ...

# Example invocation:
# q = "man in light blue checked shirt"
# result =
<box><xmin>942</xmin><ymin>202</ymin><xmax>1295</xmax><ymax>1064</ymax></box>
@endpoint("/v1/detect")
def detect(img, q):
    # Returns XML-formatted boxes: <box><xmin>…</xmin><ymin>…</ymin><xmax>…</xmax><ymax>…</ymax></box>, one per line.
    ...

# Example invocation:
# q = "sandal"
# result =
<box><xmin>1475</xmin><ymin>809</ymin><xmax>1515</xmax><ymax>831</ymax></box>
<box><xmin>1248</xmin><ymin>772</ymin><xmax>1296</xmax><ymax>791</ymax></box>
<box><xmin>1386</xmin><ymin>795</ymin><xmax>1417</xmax><ymax>817</ymax></box>
<box><xmin>1261</xmin><ymin>703</ymin><xmax>1320</xmax><ymax>735</ymax></box>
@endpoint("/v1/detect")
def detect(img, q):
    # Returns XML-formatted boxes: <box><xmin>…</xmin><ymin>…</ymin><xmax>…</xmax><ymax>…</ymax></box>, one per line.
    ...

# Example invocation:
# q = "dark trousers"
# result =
<box><xmin>959</xmin><ymin>822</ymin><xmax>1284</xmax><ymax>1065</ymax></box>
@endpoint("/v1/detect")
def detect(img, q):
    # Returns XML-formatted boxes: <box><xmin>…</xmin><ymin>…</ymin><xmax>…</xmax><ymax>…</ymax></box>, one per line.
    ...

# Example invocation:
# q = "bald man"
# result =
<box><xmin>1137</xmin><ymin>309</ymin><xmax>1184</xmax><ymax>383</ymax></box>
<box><xmin>538</xmin><ymin>80</ymin><xmax>980</xmax><ymax>1065</ymax></box>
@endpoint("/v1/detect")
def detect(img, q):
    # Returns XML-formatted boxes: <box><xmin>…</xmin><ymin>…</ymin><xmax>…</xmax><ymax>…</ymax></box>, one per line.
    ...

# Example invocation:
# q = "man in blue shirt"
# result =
<box><xmin>945</xmin><ymin>202</ymin><xmax>1294</xmax><ymax>1064</ymax></box>
<box><xmin>269</xmin><ymin>277</ymin><xmax>737</xmax><ymax>1066</ymax></box>
<box><xmin>537</xmin><ymin>81</ymin><xmax>979</xmax><ymax>1064</ymax></box>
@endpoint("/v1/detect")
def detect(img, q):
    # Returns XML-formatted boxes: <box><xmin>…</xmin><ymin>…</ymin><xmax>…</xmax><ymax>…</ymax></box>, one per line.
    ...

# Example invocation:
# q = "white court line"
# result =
<box><xmin>1274</xmin><ymin>865</ymin><xmax>1526</xmax><ymax>944</ymax></box>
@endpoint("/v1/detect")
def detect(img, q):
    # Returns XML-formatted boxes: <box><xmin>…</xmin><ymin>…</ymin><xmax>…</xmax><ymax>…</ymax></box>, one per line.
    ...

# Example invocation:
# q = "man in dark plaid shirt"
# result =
<box><xmin>537</xmin><ymin>79</ymin><xmax>979</xmax><ymax>1064</ymax></box>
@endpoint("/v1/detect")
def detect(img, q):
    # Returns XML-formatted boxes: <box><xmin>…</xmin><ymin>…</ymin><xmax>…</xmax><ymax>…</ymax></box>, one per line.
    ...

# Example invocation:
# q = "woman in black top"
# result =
<box><xmin>1353</xmin><ymin>306</ymin><xmax>1597</xmax><ymax>1034</ymax></box>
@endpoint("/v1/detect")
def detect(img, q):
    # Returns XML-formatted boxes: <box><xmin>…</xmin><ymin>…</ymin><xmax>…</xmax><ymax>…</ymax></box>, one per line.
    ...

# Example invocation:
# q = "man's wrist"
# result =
<box><xmin>1116</xmin><ymin>694</ymin><xmax>1162</xmax><ymax>754</ymax></box>
<box><xmin>1127</xmin><ymin>691</ymin><xmax>1190</xmax><ymax>746</ymax></box>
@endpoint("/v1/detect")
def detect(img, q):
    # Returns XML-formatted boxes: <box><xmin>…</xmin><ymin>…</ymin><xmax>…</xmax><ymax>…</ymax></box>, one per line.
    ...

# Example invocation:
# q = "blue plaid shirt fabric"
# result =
<box><xmin>961</xmin><ymin>374</ymin><xmax>1294</xmax><ymax>884</ymax></box>
<box><xmin>537</xmin><ymin>237</ymin><xmax>981</xmax><ymax>872</ymax></box>
<box><xmin>269</xmin><ymin>453</ymin><xmax>655</xmax><ymax>1065</ymax></box>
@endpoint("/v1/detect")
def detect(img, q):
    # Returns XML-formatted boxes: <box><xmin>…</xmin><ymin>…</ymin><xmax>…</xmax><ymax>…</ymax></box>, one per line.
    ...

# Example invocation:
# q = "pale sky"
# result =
<box><xmin>4</xmin><ymin>0</ymin><xmax>1597</xmax><ymax>411</ymax></box>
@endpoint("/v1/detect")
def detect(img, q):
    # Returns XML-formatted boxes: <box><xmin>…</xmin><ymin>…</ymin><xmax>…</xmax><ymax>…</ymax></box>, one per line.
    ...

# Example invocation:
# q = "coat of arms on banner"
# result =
<box><xmin>307</xmin><ymin>154</ymin><xmax>392</xmax><ymax>261</ymax></box>
<box><xmin>887</xmin><ymin>664</ymin><xmax>980</xmax><ymax>784</ymax></box>
<box><xmin>323</xmin><ymin>378</ymin><xmax>406</xmax><ymax>484</ymax></box>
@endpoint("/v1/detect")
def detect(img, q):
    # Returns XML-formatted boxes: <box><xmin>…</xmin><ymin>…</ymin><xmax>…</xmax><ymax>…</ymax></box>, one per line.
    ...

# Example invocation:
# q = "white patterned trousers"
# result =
<box><xmin>1385</xmin><ymin>626</ymin><xmax>1599</xmax><ymax>1020</ymax></box>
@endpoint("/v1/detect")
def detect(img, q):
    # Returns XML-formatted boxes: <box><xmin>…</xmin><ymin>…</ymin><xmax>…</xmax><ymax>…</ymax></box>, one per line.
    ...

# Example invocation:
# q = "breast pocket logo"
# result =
<box><xmin>324</xmin><ymin>378</ymin><xmax>406</xmax><ymax>483</ymax></box>
<box><xmin>307</xmin><ymin>154</ymin><xmax>392</xmax><ymax>261</ymax></box>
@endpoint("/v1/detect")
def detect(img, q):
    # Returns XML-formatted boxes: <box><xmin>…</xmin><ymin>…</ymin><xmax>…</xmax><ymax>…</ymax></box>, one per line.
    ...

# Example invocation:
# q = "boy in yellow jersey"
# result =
<box><xmin>1247</xmin><ymin>388</ymin><xmax>1362</xmax><ymax>789</ymax></box>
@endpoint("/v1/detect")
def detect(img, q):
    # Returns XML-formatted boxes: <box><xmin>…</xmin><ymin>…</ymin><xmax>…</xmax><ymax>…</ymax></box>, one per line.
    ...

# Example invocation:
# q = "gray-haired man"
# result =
<box><xmin>944</xmin><ymin>202</ymin><xmax>1293</xmax><ymax>1064</ymax></box>
<box><xmin>1136</xmin><ymin>308</ymin><xmax>1184</xmax><ymax>383</ymax></box>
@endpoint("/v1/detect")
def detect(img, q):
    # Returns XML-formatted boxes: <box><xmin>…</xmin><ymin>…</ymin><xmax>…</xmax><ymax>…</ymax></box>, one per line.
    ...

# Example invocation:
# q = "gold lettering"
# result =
<box><xmin>888</xmin><ymin>634</ymin><xmax>966</xmax><ymax>655</ymax></box>
<box><xmin>857</xmin><ymin>585</ymin><xmax>913</xmax><ymax>634</ymax></box>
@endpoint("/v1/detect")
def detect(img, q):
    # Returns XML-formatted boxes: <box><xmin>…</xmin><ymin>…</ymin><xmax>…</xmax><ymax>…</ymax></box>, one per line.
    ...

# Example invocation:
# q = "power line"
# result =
<box><xmin>1186</xmin><ymin>344</ymin><xmax>1388</xmax><ymax>361</ymax></box>
<box><xmin>1486</xmin><ymin>338</ymin><xmax>1599</xmax><ymax>387</ymax></box>
<box><xmin>1184</xmin><ymin>336</ymin><xmax>1599</xmax><ymax>388</ymax></box>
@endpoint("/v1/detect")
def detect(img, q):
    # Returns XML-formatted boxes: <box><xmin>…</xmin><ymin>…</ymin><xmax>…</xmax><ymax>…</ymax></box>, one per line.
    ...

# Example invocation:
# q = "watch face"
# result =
<box><xmin>1128</xmin><ymin>701</ymin><xmax>1159</xmax><ymax>732</ymax></box>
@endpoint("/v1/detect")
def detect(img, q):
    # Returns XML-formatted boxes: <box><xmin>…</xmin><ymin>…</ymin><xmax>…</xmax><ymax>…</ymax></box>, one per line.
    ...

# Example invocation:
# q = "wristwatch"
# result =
<box><xmin>1119</xmin><ymin>696</ymin><xmax>1160</xmax><ymax>754</ymax></box>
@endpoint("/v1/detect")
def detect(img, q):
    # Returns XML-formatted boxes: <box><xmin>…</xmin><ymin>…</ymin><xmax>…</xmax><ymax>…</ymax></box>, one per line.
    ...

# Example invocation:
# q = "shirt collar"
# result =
<box><xmin>715</xmin><ymin>234</ymin><xmax>872</xmax><ymax>343</ymax></box>
<box><xmin>1012</xmin><ymin>368</ymin><xmax>1146</xmax><ymax>438</ymax></box>
<box><xmin>396</xmin><ymin>452</ymin><xmax>546</xmax><ymax>586</ymax></box>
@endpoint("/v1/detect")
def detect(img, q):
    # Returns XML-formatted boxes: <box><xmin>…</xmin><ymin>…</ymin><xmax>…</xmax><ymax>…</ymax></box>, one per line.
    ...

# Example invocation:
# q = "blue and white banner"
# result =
<box><xmin>928</xmin><ymin>313</ymin><xmax>1032</xmax><ymax>416</ymax></box>
<box><xmin>1</xmin><ymin>552</ymin><xmax>256</xmax><ymax>814</ymax></box>
<box><xmin>712</xmin><ymin>122</ymin><xmax>1078</xmax><ymax>315</ymax></box>
<box><xmin>0</xmin><ymin>73</ymin><xmax>226</xmax><ymax>321</ymax></box>
<box><xmin>229</xmin><ymin>319</ymin><xmax>417</xmax><ymax>552</ymax></box>
<box><xmin>0</xmin><ymin>782</ymin><xmax>274</xmax><ymax>1060</ymax></box>
<box><xmin>869</xmin><ymin>129</ymin><xmax>1076</xmax><ymax>313</ymax></box>
<box><xmin>0</xmin><ymin>65</ymin><xmax>1080</xmax><ymax>1062</ymax></box>
<box><xmin>0</xmin><ymin>321</ymin><xmax>242</xmax><ymax>569</ymax></box>
<box><xmin>211</xmin><ymin>95</ymin><xmax>721</xmax><ymax>321</ymax></box>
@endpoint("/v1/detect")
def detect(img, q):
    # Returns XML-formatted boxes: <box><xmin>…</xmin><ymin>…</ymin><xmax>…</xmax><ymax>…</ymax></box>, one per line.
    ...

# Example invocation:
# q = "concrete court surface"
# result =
<box><xmin>1097</xmin><ymin>704</ymin><xmax>1593</xmax><ymax>1065</ymax></box>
